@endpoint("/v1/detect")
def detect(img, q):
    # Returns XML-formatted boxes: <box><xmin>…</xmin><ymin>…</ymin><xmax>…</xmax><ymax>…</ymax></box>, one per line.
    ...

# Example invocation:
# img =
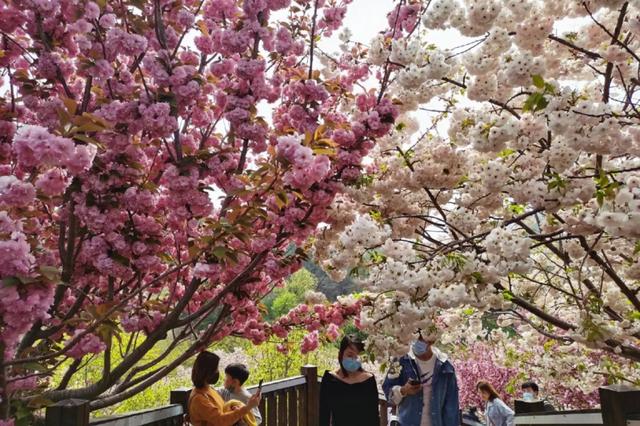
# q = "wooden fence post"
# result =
<box><xmin>170</xmin><ymin>388</ymin><xmax>191</xmax><ymax>415</ymax></box>
<box><xmin>301</xmin><ymin>365</ymin><xmax>319</xmax><ymax>426</ymax></box>
<box><xmin>599</xmin><ymin>384</ymin><xmax>640</xmax><ymax>426</ymax></box>
<box><xmin>45</xmin><ymin>399</ymin><xmax>90</xmax><ymax>426</ymax></box>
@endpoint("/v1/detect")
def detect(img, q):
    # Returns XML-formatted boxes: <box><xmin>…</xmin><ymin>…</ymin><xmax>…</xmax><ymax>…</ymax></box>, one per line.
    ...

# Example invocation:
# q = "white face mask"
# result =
<box><xmin>523</xmin><ymin>392</ymin><xmax>534</xmax><ymax>401</ymax></box>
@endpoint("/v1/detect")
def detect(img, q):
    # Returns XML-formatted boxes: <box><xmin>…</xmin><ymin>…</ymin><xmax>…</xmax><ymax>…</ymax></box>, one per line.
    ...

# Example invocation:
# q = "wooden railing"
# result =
<box><xmin>44</xmin><ymin>365</ymin><xmax>390</xmax><ymax>426</ymax></box>
<box><xmin>512</xmin><ymin>385</ymin><xmax>640</xmax><ymax>426</ymax></box>
<box><xmin>43</xmin><ymin>374</ymin><xmax>640</xmax><ymax>426</ymax></box>
<box><xmin>514</xmin><ymin>409</ymin><xmax>603</xmax><ymax>425</ymax></box>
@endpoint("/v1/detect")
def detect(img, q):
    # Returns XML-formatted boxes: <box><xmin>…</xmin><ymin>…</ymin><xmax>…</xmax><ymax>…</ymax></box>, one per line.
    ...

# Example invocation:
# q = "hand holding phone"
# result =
<box><xmin>401</xmin><ymin>379</ymin><xmax>422</xmax><ymax>396</ymax></box>
<box><xmin>258</xmin><ymin>379</ymin><xmax>264</xmax><ymax>393</ymax></box>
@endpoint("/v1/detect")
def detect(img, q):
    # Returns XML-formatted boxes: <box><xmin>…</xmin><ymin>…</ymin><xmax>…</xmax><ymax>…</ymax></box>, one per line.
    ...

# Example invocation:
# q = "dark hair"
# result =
<box><xmin>521</xmin><ymin>381</ymin><xmax>539</xmax><ymax>393</ymax></box>
<box><xmin>192</xmin><ymin>351</ymin><xmax>220</xmax><ymax>388</ymax></box>
<box><xmin>477</xmin><ymin>381</ymin><xmax>501</xmax><ymax>401</ymax></box>
<box><xmin>225</xmin><ymin>363</ymin><xmax>250</xmax><ymax>385</ymax></box>
<box><xmin>338</xmin><ymin>335</ymin><xmax>365</xmax><ymax>377</ymax></box>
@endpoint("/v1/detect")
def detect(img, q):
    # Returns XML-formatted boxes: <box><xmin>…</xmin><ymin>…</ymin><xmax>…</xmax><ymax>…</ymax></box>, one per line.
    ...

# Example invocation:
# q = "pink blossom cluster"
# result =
<box><xmin>270</xmin><ymin>298</ymin><xmax>361</xmax><ymax>353</ymax></box>
<box><xmin>318</xmin><ymin>6</ymin><xmax>348</xmax><ymax>36</ymax></box>
<box><xmin>120</xmin><ymin>311</ymin><xmax>165</xmax><ymax>334</ymax></box>
<box><xmin>453</xmin><ymin>343</ymin><xmax>518</xmax><ymax>409</ymax></box>
<box><xmin>13</xmin><ymin>125</ymin><xmax>96</xmax><ymax>174</ymax></box>
<box><xmin>0</xmin><ymin>284</ymin><xmax>54</xmax><ymax>358</ymax></box>
<box><xmin>0</xmin><ymin>213</ymin><xmax>34</xmax><ymax>281</ymax></box>
<box><xmin>138</xmin><ymin>103</ymin><xmax>179</xmax><ymax>138</ymax></box>
<box><xmin>0</xmin><ymin>176</ymin><xmax>35</xmax><ymax>207</ymax></box>
<box><xmin>301</xmin><ymin>330</ymin><xmax>320</xmax><ymax>353</ymax></box>
<box><xmin>451</xmin><ymin>341</ymin><xmax>603</xmax><ymax>411</ymax></box>
<box><xmin>105</xmin><ymin>28</ymin><xmax>148</xmax><ymax>59</ymax></box>
<box><xmin>276</xmin><ymin>136</ymin><xmax>331</xmax><ymax>189</ymax></box>
<box><xmin>66</xmin><ymin>329</ymin><xmax>107</xmax><ymax>360</ymax></box>
<box><xmin>386</xmin><ymin>3</ymin><xmax>420</xmax><ymax>38</ymax></box>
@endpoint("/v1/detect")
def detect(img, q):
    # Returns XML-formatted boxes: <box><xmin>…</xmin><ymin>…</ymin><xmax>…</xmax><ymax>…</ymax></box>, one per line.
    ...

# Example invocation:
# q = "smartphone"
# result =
<box><xmin>258</xmin><ymin>379</ymin><xmax>264</xmax><ymax>392</ymax></box>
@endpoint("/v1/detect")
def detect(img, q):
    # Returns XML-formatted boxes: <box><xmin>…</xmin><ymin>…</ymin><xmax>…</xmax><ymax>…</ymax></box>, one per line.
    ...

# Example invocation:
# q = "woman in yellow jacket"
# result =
<box><xmin>189</xmin><ymin>351</ymin><xmax>262</xmax><ymax>426</ymax></box>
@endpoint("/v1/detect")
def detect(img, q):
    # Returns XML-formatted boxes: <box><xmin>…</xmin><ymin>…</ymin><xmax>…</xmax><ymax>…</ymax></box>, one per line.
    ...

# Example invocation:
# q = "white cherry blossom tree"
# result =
<box><xmin>317</xmin><ymin>0</ymin><xmax>640</xmax><ymax>367</ymax></box>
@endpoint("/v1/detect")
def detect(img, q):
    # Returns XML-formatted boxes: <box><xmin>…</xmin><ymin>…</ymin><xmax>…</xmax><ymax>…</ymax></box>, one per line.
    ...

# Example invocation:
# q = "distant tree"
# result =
<box><xmin>263</xmin><ymin>269</ymin><xmax>317</xmax><ymax>320</ymax></box>
<box><xmin>304</xmin><ymin>261</ymin><xmax>359</xmax><ymax>301</ymax></box>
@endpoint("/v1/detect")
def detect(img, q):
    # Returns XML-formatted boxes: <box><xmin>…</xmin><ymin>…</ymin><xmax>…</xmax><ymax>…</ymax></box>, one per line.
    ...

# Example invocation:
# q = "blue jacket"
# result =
<box><xmin>485</xmin><ymin>398</ymin><xmax>514</xmax><ymax>426</ymax></box>
<box><xmin>382</xmin><ymin>349</ymin><xmax>460</xmax><ymax>426</ymax></box>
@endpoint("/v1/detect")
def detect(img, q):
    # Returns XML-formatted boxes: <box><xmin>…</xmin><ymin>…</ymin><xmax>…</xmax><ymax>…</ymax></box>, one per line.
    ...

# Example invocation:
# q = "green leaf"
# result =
<box><xmin>532</xmin><ymin>74</ymin><xmax>545</xmax><ymax>89</ymax></box>
<box><xmin>523</xmin><ymin>92</ymin><xmax>549</xmax><ymax>112</ymax></box>
<box><xmin>544</xmin><ymin>83</ymin><xmax>556</xmax><ymax>95</ymax></box>
<box><xmin>471</xmin><ymin>272</ymin><xmax>484</xmax><ymax>283</ymax></box>
<box><xmin>312</xmin><ymin>147</ymin><xmax>336</xmax><ymax>156</ymax></box>
<box><xmin>462</xmin><ymin>307</ymin><xmax>475</xmax><ymax>316</ymax></box>
<box><xmin>2</xmin><ymin>276</ymin><xmax>21</xmax><ymax>287</ymax></box>
<box><xmin>498</xmin><ymin>148</ymin><xmax>515</xmax><ymax>158</ymax></box>
<box><xmin>73</xmin><ymin>133</ymin><xmax>105</xmax><ymax>149</ymax></box>
<box><xmin>38</xmin><ymin>265</ymin><xmax>60</xmax><ymax>282</ymax></box>
<box><xmin>14</xmin><ymin>400</ymin><xmax>32</xmax><ymax>421</ymax></box>
<box><xmin>21</xmin><ymin>362</ymin><xmax>48</xmax><ymax>372</ymax></box>
<box><xmin>27</xmin><ymin>394</ymin><xmax>54</xmax><ymax>409</ymax></box>
<box><xmin>508</xmin><ymin>203</ymin><xmax>525</xmax><ymax>215</ymax></box>
<box><xmin>110</xmin><ymin>252</ymin><xmax>130</xmax><ymax>267</ymax></box>
<box><xmin>565</xmin><ymin>32</ymin><xmax>578</xmax><ymax>41</ymax></box>
<box><xmin>212</xmin><ymin>246</ymin><xmax>228</xmax><ymax>259</ymax></box>
<box><xmin>275</xmin><ymin>192</ymin><xmax>289</xmax><ymax>209</ymax></box>
<box><xmin>348</xmin><ymin>266</ymin><xmax>367</xmax><ymax>279</ymax></box>
<box><xmin>502</xmin><ymin>290</ymin><xmax>515</xmax><ymax>301</ymax></box>
<box><xmin>226</xmin><ymin>250</ymin><xmax>239</xmax><ymax>264</ymax></box>
<box><xmin>188</xmin><ymin>244</ymin><xmax>200</xmax><ymax>258</ymax></box>
<box><xmin>547</xmin><ymin>173</ymin><xmax>566</xmax><ymax>191</ymax></box>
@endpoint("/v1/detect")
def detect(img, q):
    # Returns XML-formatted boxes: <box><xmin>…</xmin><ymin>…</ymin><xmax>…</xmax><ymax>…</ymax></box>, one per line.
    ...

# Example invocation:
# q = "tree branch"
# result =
<box><xmin>308</xmin><ymin>0</ymin><xmax>320</xmax><ymax>80</ymax></box>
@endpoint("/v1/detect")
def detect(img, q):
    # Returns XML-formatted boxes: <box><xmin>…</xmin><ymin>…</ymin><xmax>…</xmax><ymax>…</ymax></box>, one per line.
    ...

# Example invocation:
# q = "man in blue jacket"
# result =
<box><xmin>382</xmin><ymin>335</ymin><xmax>460</xmax><ymax>426</ymax></box>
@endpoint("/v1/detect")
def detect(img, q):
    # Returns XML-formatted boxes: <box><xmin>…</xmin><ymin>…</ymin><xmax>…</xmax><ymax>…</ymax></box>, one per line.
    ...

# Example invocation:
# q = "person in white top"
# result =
<box><xmin>382</xmin><ymin>334</ymin><xmax>460</xmax><ymax>426</ymax></box>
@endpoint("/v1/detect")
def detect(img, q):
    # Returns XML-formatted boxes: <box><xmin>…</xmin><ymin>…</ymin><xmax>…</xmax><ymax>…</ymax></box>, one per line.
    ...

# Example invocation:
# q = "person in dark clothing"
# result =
<box><xmin>319</xmin><ymin>335</ymin><xmax>380</xmax><ymax>426</ymax></box>
<box><xmin>521</xmin><ymin>381</ymin><xmax>555</xmax><ymax>412</ymax></box>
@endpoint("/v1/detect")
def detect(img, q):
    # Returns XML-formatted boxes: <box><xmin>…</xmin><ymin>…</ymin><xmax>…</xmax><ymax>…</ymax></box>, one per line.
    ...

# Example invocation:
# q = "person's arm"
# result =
<box><xmin>382</xmin><ymin>363</ymin><xmax>404</xmax><ymax>405</ymax></box>
<box><xmin>251</xmin><ymin>404</ymin><xmax>262</xmax><ymax>425</ymax></box>
<box><xmin>190</xmin><ymin>393</ymin><xmax>247</xmax><ymax>426</ymax></box>
<box><xmin>239</xmin><ymin>388</ymin><xmax>262</xmax><ymax>424</ymax></box>
<box><xmin>366</xmin><ymin>376</ymin><xmax>381</xmax><ymax>423</ymax></box>
<box><xmin>216</xmin><ymin>387</ymin><xmax>230</xmax><ymax>401</ymax></box>
<box><xmin>543</xmin><ymin>399</ymin><xmax>555</xmax><ymax>412</ymax></box>
<box><xmin>498</xmin><ymin>399</ymin><xmax>515</xmax><ymax>426</ymax></box>
<box><xmin>190</xmin><ymin>392</ymin><xmax>250</xmax><ymax>426</ymax></box>
<box><xmin>319</xmin><ymin>373</ymin><xmax>332</xmax><ymax>426</ymax></box>
<box><xmin>442</xmin><ymin>371</ymin><xmax>460</xmax><ymax>426</ymax></box>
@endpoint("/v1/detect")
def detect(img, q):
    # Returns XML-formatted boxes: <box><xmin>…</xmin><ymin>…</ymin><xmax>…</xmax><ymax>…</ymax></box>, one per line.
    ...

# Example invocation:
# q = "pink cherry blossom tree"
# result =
<box><xmin>0</xmin><ymin>0</ymin><xmax>400</xmax><ymax>420</ymax></box>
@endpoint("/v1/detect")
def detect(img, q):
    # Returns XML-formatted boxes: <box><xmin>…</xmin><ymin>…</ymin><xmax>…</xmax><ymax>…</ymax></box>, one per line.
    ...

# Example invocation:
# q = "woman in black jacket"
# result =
<box><xmin>319</xmin><ymin>335</ymin><xmax>380</xmax><ymax>426</ymax></box>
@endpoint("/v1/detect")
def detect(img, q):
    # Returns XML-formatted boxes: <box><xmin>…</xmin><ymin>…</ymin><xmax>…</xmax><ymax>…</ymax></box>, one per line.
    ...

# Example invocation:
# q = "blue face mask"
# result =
<box><xmin>342</xmin><ymin>357</ymin><xmax>362</xmax><ymax>372</ymax></box>
<box><xmin>523</xmin><ymin>392</ymin><xmax>534</xmax><ymax>402</ymax></box>
<box><xmin>412</xmin><ymin>340</ymin><xmax>429</xmax><ymax>356</ymax></box>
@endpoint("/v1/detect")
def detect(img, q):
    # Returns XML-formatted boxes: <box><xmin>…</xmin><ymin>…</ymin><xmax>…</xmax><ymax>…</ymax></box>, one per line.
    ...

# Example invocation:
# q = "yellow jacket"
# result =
<box><xmin>189</xmin><ymin>387</ymin><xmax>255</xmax><ymax>426</ymax></box>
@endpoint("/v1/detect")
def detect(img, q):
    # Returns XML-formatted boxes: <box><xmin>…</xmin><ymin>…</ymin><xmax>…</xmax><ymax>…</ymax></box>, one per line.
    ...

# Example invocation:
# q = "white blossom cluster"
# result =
<box><xmin>317</xmin><ymin>0</ymin><xmax>640</xmax><ymax>363</ymax></box>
